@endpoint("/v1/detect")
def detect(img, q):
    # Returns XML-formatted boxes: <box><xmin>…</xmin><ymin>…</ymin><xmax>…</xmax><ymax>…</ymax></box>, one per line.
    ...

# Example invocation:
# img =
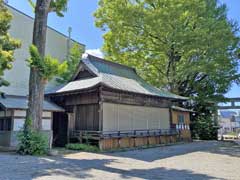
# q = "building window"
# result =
<box><xmin>0</xmin><ymin>118</ymin><xmax>12</xmax><ymax>131</ymax></box>
<box><xmin>178</xmin><ymin>114</ymin><xmax>185</xmax><ymax>124</ymax></box>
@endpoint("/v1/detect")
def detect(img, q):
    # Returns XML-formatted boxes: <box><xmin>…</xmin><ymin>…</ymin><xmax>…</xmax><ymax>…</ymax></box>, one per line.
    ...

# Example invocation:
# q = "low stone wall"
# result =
<box><xmin>0</xmin><ymin>131</ymin><xmax>53</xmax><ymax>149</ymax></box>
<box><xmin>99</xmin><ymin>134</ymin><xmax>178</xmax><ymax>151</ymax></box>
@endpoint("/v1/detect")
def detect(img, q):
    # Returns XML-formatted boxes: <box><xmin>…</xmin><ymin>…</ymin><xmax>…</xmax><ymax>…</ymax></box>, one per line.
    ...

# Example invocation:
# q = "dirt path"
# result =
<box><xmin>0</xmin><ymin>141</ymin><xmax>239</xmax><ymax>180</ymax></box>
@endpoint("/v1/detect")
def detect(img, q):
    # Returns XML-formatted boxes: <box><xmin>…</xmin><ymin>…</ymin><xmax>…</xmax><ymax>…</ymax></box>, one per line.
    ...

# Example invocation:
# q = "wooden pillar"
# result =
<box><xmin>99</xmin><ymin>86</ymin><xmax>103</xmax><ymax>131</ymax></box>
<box><xmin>169</xmin><ymin>108</ymin><xmax>173</xmax><ymax>129</ymax></box>
<box><xmin>10</xmin><ymin>109</ymin><xmax>14</xmax><ymax>131</ymax></box>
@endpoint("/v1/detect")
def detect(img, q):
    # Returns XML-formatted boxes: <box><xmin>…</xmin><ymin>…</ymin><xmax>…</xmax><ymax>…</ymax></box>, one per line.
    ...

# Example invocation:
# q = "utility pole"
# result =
<box><xmin>67</xmin><ymin>26</ymin><xmax>72</xmax><ymax>60</ymax></box>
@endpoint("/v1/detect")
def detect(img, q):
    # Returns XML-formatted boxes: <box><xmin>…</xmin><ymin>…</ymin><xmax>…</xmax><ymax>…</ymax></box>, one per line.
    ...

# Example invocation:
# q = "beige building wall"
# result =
<box><xmin>1</xmin><ymin>5</ymin><xmax>84</xmax><ymax>96</ymax></box>
<box><xmin>13</xmin><ymin>110</ymin><xmax>52</xmax><ymax>131</ymax></box>
<box><xmin>103</xmin><ymin>103</ymin><xmax>170</xmax><ymax>131</ymax></box>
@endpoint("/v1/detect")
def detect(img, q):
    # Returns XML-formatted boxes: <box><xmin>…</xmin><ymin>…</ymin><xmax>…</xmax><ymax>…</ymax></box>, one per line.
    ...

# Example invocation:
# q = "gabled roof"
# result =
<box><xmin>0</xmin><ymin>95</ymin><xmax>64</xmax><ymax>112</ymax></box>
<box><xmin>50</xmin><ymin>54</ymin><xmax>187</xmax><ymax>100</ymax></box>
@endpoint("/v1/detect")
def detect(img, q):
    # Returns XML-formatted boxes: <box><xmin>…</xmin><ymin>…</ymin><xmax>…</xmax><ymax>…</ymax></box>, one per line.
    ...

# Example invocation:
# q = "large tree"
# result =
<box><xmin>27</xmin><ymin>0</ymin><xmax>68</xmax><ymax>130</ymax></box>
<box><xmin>57</xmin><ymin>43</ymin><xmax>84</xmax><ymax>84</ymax></box>
<box><xmin>0</xmin><ymin>0</ymin><xmax>20</xmax><ymax>88</ymax></box>
<box><xmin>95</xmin><ymin>0</ymin><xmax>240</xmax><ymax>139</ymax></box>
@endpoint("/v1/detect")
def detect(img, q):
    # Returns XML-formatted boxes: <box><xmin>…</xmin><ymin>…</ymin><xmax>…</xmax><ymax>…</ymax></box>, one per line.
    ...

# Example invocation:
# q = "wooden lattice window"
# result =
<box><xmin>178</xmin><ymin>114</ymin><xmax>185</xmax><ymax>124</ymax></box>
<box><xmin>0</xmin><ymin>118</ymin><xmax>12</xmax><ymax>131</ymax></box>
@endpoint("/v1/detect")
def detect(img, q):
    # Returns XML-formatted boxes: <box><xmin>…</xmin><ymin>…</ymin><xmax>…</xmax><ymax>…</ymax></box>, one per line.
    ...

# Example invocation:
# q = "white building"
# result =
<box><xmin>0</xmin><ymin>4</ymin><xmax>85</xmax><ymax>147</ymax></box>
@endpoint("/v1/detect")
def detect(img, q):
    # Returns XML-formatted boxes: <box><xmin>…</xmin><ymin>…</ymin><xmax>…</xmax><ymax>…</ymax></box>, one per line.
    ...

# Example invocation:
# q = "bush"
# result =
<box><xmin>17</xmin><ymin>118</ymin><xmax>49</xmax><ymax>156</ymax></box>
<box><xmin>66</xmin><ymin>143</ymin><xmax>99</xmax><ymax>152</ymax></box>
<box><xmin>191</xmin><ymin>116</ymin><xmax>218</xmax><ymax>140</ymax></box>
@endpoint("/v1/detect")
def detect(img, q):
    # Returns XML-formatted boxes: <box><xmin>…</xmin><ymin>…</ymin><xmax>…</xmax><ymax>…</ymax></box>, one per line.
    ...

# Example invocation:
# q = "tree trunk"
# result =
<box><xmin>27</xmin><ymin>0</ymin><xmax>51</xmax><ymax>130</ymax></box>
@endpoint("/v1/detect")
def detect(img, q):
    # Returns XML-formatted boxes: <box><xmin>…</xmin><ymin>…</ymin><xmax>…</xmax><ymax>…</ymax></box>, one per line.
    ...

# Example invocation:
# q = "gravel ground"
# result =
<box><xmin>0</xmin><ymin>141</ymin><xmax>239</xmax><ymax>180</ymax></box>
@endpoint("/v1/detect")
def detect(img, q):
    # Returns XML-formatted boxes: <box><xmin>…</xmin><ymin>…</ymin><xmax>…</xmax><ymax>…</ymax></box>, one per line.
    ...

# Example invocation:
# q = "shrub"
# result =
<box><xmin>66</xmin><ymin>143</ymin><xmax>99</xmax><ymax>152</ymax></box>
<box><xmin>17</xmin><ymin>118</ymin><xmax>49</xmax><ymax>156</ymax></box>
<box><xmin>191</xmin><ymin>116</ymin><xmax>218</xmax><ymax>140</ymax></box>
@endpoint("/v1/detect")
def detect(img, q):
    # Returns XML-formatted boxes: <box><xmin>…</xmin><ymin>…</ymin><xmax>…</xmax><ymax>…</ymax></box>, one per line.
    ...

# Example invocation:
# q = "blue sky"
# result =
<box><xmin>7</xmin><ymin>0</ymin><xmax>240</xmax><ymax>98</ymax></box>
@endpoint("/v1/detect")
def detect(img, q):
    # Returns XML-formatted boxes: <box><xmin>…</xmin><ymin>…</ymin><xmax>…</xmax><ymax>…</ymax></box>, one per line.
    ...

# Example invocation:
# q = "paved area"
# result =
<box><xmin>0</xmin><ymin>141</ymin><xmax>240</xmax><ymax>180</ymax></box>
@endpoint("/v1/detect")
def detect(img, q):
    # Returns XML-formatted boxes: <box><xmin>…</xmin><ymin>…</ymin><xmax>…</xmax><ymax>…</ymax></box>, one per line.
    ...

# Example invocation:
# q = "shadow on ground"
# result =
<box><xmin>103</xmin><ymin>141</ymin><xmax>240</xmax><ymax>162</ymax></box>
<box><xmin>0</xmin><ymin>141</ymin><xmax>238</xmax><ymax>180</ymax></box>
<box><xmin>0</xmin><ymin>154</ymin><xmax>224</xmax><ymax>180</ymax></box>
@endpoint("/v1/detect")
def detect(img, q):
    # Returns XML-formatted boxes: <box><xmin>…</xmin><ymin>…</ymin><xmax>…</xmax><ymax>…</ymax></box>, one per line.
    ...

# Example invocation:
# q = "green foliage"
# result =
<box><xmin>191</xmin><ymin>115</ymin><xmax>218</xmax><ymax>140</ymax></box>
<box><xmin>50</xmin><ymin>0</ymin><xmax>68</xmax><ymax>17</ymax></box>
<box><xmin>95</xmin><ymin>0</ymin><xmax>240</xmax><ymax>140</ymax></box>
<box><xmin>17</xmin><ymin>118</ymin><xmax>49</xmax><ymax>156</ymax></box>
<box><xmin>57</xmin><ymin>43</ymin><xmax>84</xmax><ymax>83</ymax></box>
<box><xmin>28</xmin><ymin>0</ymin><xmax>68</xmax><ymax>17</ymax></box>
<box><xmin>27</xmin><ymin>45</ymin><xmax>67</xmax><ymax>81</ymax></box>
<box><xmin>0</xmin><ymin>0</ymin><xmax>21</xmax><ymax>87</ymax></box>
<box><xmin>66</xmin><ymin>143</ymin><xmax>99</xmax><ymax>152</ymax></box>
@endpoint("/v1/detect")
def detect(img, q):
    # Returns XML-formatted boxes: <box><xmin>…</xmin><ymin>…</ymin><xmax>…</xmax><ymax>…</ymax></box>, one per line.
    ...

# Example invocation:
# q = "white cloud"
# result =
<box><xmin>84</xmin><ymin>49</ymin><xmax>104</xmax><ymax>58</ymax></box>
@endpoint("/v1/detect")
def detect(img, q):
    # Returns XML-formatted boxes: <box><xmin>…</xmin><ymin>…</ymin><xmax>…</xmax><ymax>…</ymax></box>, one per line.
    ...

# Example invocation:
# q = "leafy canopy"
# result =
<box><xmin>0</xmin><ymin>0</ymin><xmax>21</xmax><ymax>87</ymax></box>
<box><xmin>27</xmin><ymin>45</ymin><xmax>67</xmax><ymax>81</ymax></box>
<box><xmin>95</xmin><ymin>0</ymin><xmax>240</xmax><ymax>103</ymax></box>
<box><xmin>95</xmin><ymin>0</ymin><xmax>240</xmax><ymax>140</ymax></box>
<box><xmin>57</xmin><ymin>43</ymin><xmax>84</xmax><ymax>83</ymax></box>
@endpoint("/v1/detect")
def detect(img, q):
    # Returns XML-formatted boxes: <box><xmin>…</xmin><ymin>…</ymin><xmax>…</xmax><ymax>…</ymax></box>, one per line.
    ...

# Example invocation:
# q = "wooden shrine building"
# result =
<box><xmin>47</xmin><ymin>55</ymin><xmax>192</xmax><ymax>150</ymax></box>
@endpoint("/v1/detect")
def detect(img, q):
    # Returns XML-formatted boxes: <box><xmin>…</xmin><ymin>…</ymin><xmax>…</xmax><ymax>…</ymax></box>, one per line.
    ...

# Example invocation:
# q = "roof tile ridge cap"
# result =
<box><xmin>83</xmin><ymin>56</ymin><xmax>100</xmax><ymax>75</ymax></box>
<box><xmin>87</xmin><ymin>54</ymin><xmax>136</xmax><ymax>72</ymax></box>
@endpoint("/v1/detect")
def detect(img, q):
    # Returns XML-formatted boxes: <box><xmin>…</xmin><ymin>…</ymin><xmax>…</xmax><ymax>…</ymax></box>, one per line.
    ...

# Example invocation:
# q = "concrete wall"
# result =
<box><xmin>0</xmin><ymin>5</ymin><xmax>84</xmax><ymax>96</ymax></box>
<box><xmin>103</xmin><ymin>103</ymin><xmax>170</xmax><ymax>131</ymax></box>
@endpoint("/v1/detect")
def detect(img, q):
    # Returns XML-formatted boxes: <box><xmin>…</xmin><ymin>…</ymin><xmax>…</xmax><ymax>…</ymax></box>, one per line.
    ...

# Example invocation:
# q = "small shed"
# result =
<box><xmin>48</xmin><ymin>55</ymin><xmax>189</xmax><ymax>150</ymax></box>
<box><xmin>0</xmin><ymin>95</ymin><xmax>64</xmax><ymax>147</ymax></box>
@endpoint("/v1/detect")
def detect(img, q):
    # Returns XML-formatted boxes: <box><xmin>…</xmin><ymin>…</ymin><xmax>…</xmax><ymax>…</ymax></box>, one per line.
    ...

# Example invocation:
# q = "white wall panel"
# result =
<box><xmin>118</xmin><ymin>104</ymin><xmax>133</xmax><ymax>131</ymax></box>
<box><xmin>13</xmin><ymin>118</ymin><xmax>25</xmax><ymax>131</ymax></box>
<box><xmin>42</xmin><ymin>119</ymin><xmax>51</xmax><ymax>130</ymax></box>
<box><xmin>13</xmin><ymin>118</ymin><xmax>52</xmax><ymax>131</ymax></box>
<box><xmin>132</xmin><ymin>106</ymin><xmax>147</xmax><ymax>130</ymax></box>
<box><xmin>103</xmin><ymin>103</ymin><xmax>118</xmax><ymax>131</ymax></box>
<box><xmin>159</xmin><ymin>108</ymin><xmax>170</xmax><ymax>129</ymax></box>
<box><xmin>103</xmin><ymin>103</ymin><xmax>170</xmax><ymax>131</ymax></box>
<box><xmin>148</xmin><ymin>108</ymin><xmax>160</xmax><ymax>129</ymax></box>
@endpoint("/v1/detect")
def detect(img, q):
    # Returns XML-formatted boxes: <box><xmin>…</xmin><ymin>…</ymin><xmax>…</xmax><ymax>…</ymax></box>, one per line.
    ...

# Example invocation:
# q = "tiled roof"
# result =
<box><xmin>56</xmin><ymin>77</ymin><xmax>101</xmax><ymax>93</ymax></box>
<box><xmin>0</xmin><ymin>95</ymin><xmax>64</xmax><ymax>112</ymax></box>
<box><xmin>51</xmin><ymin>54</ymin><xmax>187</xmax><ymax>100</ymax></box>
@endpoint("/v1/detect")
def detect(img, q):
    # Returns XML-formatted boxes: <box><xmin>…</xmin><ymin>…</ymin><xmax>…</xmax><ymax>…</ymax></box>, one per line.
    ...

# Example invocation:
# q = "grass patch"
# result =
<box><xmin>65</xmin><ymin>143</ymin><xmax>99</xmax><ymax>152</ymax></box>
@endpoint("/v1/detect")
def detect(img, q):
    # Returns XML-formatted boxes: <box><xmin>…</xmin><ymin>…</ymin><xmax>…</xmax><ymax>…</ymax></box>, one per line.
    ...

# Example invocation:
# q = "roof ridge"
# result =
<box><xmin>87</xmin><ymin>54</ymin><xmax>136</xmax><ymax>72</ymax></box>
